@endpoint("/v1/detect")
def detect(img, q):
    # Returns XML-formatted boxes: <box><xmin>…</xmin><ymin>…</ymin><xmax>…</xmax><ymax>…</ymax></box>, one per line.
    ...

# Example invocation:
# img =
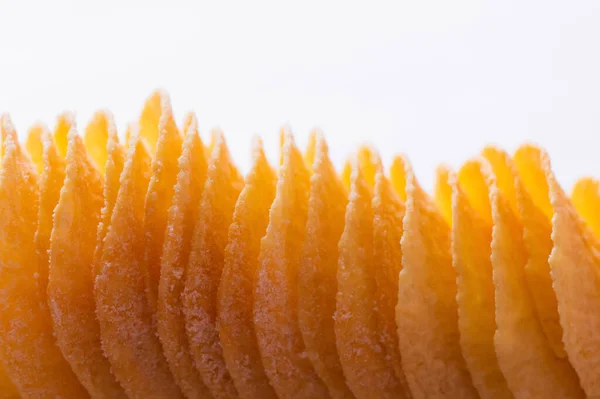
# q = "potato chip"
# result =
<box><xmin>485</xmin><ymin>146</ymin><xmax>583</xmax><ymax>398</ymax></box>
<box><xmin>92</xmin><ymin>125</ymin><xmax>125</xmax><ymax>279</ymax></box>
<box><xmin>48</xmin><ymin>131</ymin><xmax>126</xmax><ymax>398</ymax></box>
<box><xmin>512</xmin><ymin>145</ymin><xmax>566</xmax><ymax>359</ymax></box>
<box><xmin>25</xmin><ymin>123</ymin><xmax>46</xmax><ymax>175</ymax></box>
<box><xmin>217</xmin><ymin>137</ymin><xmax>278</xmax><ymax>399</ymax></box>
<box><xmin>546</xmin><ymin>154</ymin><xmax>600</xmax><ymax>397</ymax></box>
<box><xmin>571</xmin><ymin>177</ymin><xmax>600</xmax><ymax>239</ymax></box>
<box><xmin>341</xmin><ymin>145</ymin><xmax>380</xmax><ymax>190</ymax></box>
<box><xmin>396</xmin><ymin>154</ymin><xmax>477</xmax><ymax>399</ymax></box>
<box><xmin>433</xmin><ymin>165</ymin><xmax>452</xmax><ymax>227</ymax></box>
<box><xmin>143</xmin><ymin>98</ymin><xmax>182</xmax><ymax>315</ymax></box>
<box><xmin>444</xmin><ymin>159</ymin><xmax>512</xmax><ymax>398</ymax></box>
<box><xmin>157</xmin><ymin>113</ymin><xmax>212</xmax><ymax>399</ymax></box>
<box><xmin>95</xmin><ymin>130</ymin><xmax>183</xmax><ymax>398</ymax></box>
<box><xmin>297</xmin><ymin>135</ymin><xmax>352</xmax><ymax>399</ymax></box>
<box><xmin>84</xmin><ymin>110</ymin><xmax>114</xmax><ymax>174</ymax></box>
<box><xmin>183</xmin><ymin>130</ymin><xmax>243</xmax><ymax>398</ymax></box>
<box><xmin>54</xmin><ymin>112</ymin><xmax>74</xmax><ymax>159</ymax></box>
<box><xmin>139</xmin><ymin>89</ymin><xmax>171</xmax><ymax>153</ymax></box>
<box><xmin>254</xmin><ymin>131</ymin><xmax>330</xmax><ymax>399</ymax></box>
<box><xmin>0</xmin><ymin>116</ymin><xmax>89</xmax><ymax>398</ymax></box>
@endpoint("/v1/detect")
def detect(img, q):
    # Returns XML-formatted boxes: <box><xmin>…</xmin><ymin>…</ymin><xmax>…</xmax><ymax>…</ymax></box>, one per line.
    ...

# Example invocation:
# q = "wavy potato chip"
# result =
<box><xmin>183</xmin><ymin>131</ymin><xmax>243</xmax><ymax>399</ymax></box>
<box><xmin>143</xmin><ymin>98</ymin><xmax>182</xmax><ymax>315</ymax></box>
<box><xmin>139</xmin><ymin>89</ymin><xmax>170</xmax><ymax>153</ymax></box>
<box><xmin>297</xmin><ymin>135</ymin><xmax>352</xmax><ymax>399</ymax></box>
<box><xmin>48</xmin><ymin>131</ymin><xmax>126</xmax><ymax>398</ymax></box>
<box><xmin>254</xmin><ymin>132</ymin><xmax>330</xmax><ymax>399</ymax></box>
<box><xmin>54</xmin><ymin>112</ymin><xmax>74</xmax><ymax>159</ymax></box>
<box><xmin>95</xmin><ymin>131</ymin><xmax>183</xmax><ymax>399</ymax></box>
<box><xmin>217</xmin><ymin>138</ymin><xmax>278</xmax><ymax>399</ymax></box>
<box><xmin>485</xmin><ymin>146</ymin><xmax>583</xmax><ymax>398</ymax></box>
<box><xmin>84</xmin><ymin>110</ymin><xmax>113</xmax><ymax>174</ymax></box>
<box><xmin>0</xmin><ymin>117</ymin><xmax>89</xmax><ymax>398</ymax></box>
<box><xmin>571</xmin><ymin>177</ymin><xmax>600</xmax><ymax>239</ymax></box>
<box><xmin>442</xmin><ymin>159</ymin><xmax>512</xmax><ymax>399</ymax></box>
<box><xmin>545</xmin><ymin>153</ymin><xmax>600</xmax><ymax>397</ymax></box>
<box><xmin>25</xmin><ymin>123</ymin><xmax>46</xmax><ymax>175</ymax></box>
<box><xmin>395</xmin><ymin>154</ymin><xmax>477</xmax><ymax>399</ymax></box>
<box><xmin>341</xmin><ymin>145</ymin><xmax>380</xmax><ymax>191</ymax></box>
<box><xmin>157</xmin><ymin>113</ymin><xmax>212</xmax><ymax>399</ymax></box>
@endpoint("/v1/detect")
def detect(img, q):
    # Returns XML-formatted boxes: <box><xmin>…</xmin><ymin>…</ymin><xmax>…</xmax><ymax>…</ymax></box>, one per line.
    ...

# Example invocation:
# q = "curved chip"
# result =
<box><xmin>484</xmin><ymin>146</ymin><xmax>583</xmax><ymax>398</ymax></box>
<box><xmin>49</xmin><ymin>131</ymin><xmax>126</xmax><ymax>398</ymax></box>
<box><xmin>546</xmin><ymin>153</ymin><xmax>600</xmax><ymax>397</ymax></box>
<box><xmin>95</xmin><ymin>130</ymin><xmax>183</xmax><ymax>398</ymax></box>
<box><xmin>433</xmin><ymin>165</ymin><xmax>453</xmax><ymax>227</ymax></box>
<box><xmin>157</xmin><ymin>113</ymin><xmax>212</xmax><ymax>399</ymax></box>
<box><xmin>25</xmin><ymin>123</ymin><xmax>46</xmax><ymax>175</ymax></box>
<box><xmin>446</xmin><ymin>159</ymin><xmax>512</xmax><ymax>398</ymax></box>
<box><xmin>139</xmin><ymin>89</ymin><xmax>171</xmax><ymax>153</ymax></box>
<box><xmin>513</xmin><ymin>145</ymin><xmax>565</xmax><ymax>359</ymax></box>
<box><xmin>183</xmin><ymin>130</ymin><xmax>243</xmax><ymax>398</ymax></box>
<box><xmin>54</xmin><ymin>112</ymin><xmax>74</xmax><ymax>159</ymax></box>
<box><xmin>297</xmin><ymin>135</ymin><xmax>352</xmax><ymax>399</ymax></box>
<box><xmin>0</xmin><ymin>116</ymin><xmax>89</xmax><ymax>398</ymax></box>
<box><xmin>84</xmin><ymin>110</ymin><xmax>114</xmax><ymax>174</ymax></box>
<box><xmin>217</xmin><ymin>137</ymin><xmax>278</xmax><ymax>399</ymax></box>
<box><xmin>341</xmin><ymin>145</ymin><xmax>380</xmax><ymax>191</ymax></box>
<box><xmin>571</xmin><ymin>177</ymin><xmax>600</xmax><ymax>239</ymax></box>
<box><xmin>143</xmin><ymin>98</ymin><xmax>182</xmax><ymax>315</ymax></box>
<box><xmin>254</xmin><ymin>131</ymin><xmax>330</xmax><ymax>399</ymax></box>
<box><xmin>396</xmin><ymin>154</ymin><xmax>478</xmax><ymax>399</ymax></box>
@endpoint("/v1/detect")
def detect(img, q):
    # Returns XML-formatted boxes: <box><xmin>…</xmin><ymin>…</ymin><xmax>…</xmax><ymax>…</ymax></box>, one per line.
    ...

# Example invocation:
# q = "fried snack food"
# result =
<box><xmin>217</xmin><ymin>137</ymin><xmax>278</xmax><ymax>399</ymax></box>
<box><xmin>484</xmin><ymin>146</ymin><xmax>583</xmax><ymax>398</ymax></box>
<box><xmin>54</xmin><ymin>112</ymin><xmax>75</xmax><ymax>158</ymax></box>
<box><xmin>571</xmin><ymin>177</ymin><xmax>600</xmax><ymax>238</ymax></box>
<box><xmin>254</xmin><ymin>132</ymin><xmax>330</xmax><ymax>399</ymax></box>
<box><xmin>84</xmin><ymin>110</ymin><xmax>113</xmax><ymax>174</ymax></box>
<box><xmin>440</xmin><ymin>160</ymin><xmax>512</xmax><ymax>398</ymax></box>
<box><xmin>341</xmin><ymin>145</ymin><xmax>380</xmax><ymax>191</ymax></box>
<box><xmin>25</xmin><ymin>123</ymin><xmax>46</xmax><ymax>174</ymax></box>
<box><xmin>0</xmin><ymin>116</ymin><xmax>89</xmax><ymax>398</ymax></box>
<box><xmin>395</xmin><ymin>154</ymin><xmax>478</xmax><ymax>399</ymax></box>
<box><xmin>143</xmin><ymin>96</ymin><xmax>182</xmax><ymax>315</ymax></box>
<box><xmin>95</xmin><ymin>130</ymin><xmax>183</xmax><ymax>399</ymax></box>
<box><xmin>157</xmin><ymin>113</ymin><xmax>212</xmax><ymax>399</ymax></box>
<box><xmin>183</xmin><ymin>131</ymin><xmax>243</xmax><ymax>399</ymax></box>
<box><xmin>297</xmin><ymin>135</ymin><xmax>352</xmax><ymax>399</ymax></box>
<box><xmin>545</xmin><ymin>152</ymin><xmax>600</xmax><ymax>397</ymax></box>
<box><xmin>139</xmin><ymin>89</ymin><xmax>169</xmax><ymax>153</ymax></box>
<box><xmin>513</xmin><ymin>145</ymin><xmax>566</xmax><ymax>359</ymax></box>
<box><xmin>48</xmin><ymin>130</ymin><xmax>127</xmax><ymax>398</ymax></box>
<box><xmin>336</xmin><ymin>161</ymin><xmax>406</xmax><ymax>399</ymax></box>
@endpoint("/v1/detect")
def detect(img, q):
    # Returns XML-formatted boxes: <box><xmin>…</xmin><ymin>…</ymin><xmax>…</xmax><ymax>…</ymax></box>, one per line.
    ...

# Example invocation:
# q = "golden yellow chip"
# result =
<box><xmin>217</xmin><ymin>137</ymin><xmax>278</xmax><ymax>399</ymax></box>
<box><xmin>139</xmin><ymin>89</ymin><xmax>171</xmax><ymax>153</ymax></box>
<box><xmin>95</xmin><ymin>130</ymin><xmax>183</xmax><ymax>398</ymax></box>
<box><xmin>143</xmin><ymin>101</ymin><xmax>182</xmax><ymax>315</ymax></box>
<box><xmin>183</xmin><ymin>130</ymin><xmax>243</xmax><ymax>398</ymax></box>
<box><xmin>48</xmin><ymin>131</ymin><xmax>126</xmax><ymax>398</ymax></box>
<box><xmin>92</xmin><ymin>126</ymin><xmax>125</xmax><ymax>279</ymax></box>
<box><xmin>53</xmin><ymin>112</ymin><xmax>74</xmax><ymax>159</ymax></box>
<box><xmin>485</xmin><ymin>146</ymin><xmax>583</xmax><ymax>398</ymax></box>
<box><xmin>571</xmin><ymin>177</ymin><xmax>600</xmax><ymax>239</ymax></box>
<box><xmin>433</xmin><ymin>165</ymin><xmax>453</xmax><ymax>227</ymax></box>
<box><xmin>396</xmin><ymin>154</ymin><xmax>478</xmax><ymax>399</ymax></box>
<box><xmin>297</xmin><ymin>135</ymin><xmax>352</xmax><ymax>399</ymax></box>
<box><xmin>25</xmin><ymin>123</ymin><xmax>46</xmax><ymax>175</ymax></box>
<box><xmin>157</xmin><ymin>113</ymin><xmax>211</xmax><ymax>399</ymax></box>
<box><xmin>341</xmin><ymin>145</ymin><xmax>380</xmax><ymax>191</ymax></box>
<box><xmin>84</xmin><ymin>110</ymin><xmax>115</xmax><ymax>174</ymax></box>
<box><xmin>448</xmin><ymin>159</ymin><xmax>512</xmax><ymax>398</ymax></box>
<box><xmin>0</xmin><ymin>117</ymin><xmax>89</xmax><ymax>398</ymax></box>
<box><xmin>372</xmin><ymin>165</ymin><xmax>411</xmax><ymax>396</ymax></box>
<box><xmin>254</xmin><ymin>131</ymin><xmax>329</xmax><ymax>399</ymax></box>
<box><xmin>546</xmin><ymin>154</ymin><xmax>600</xmax><ymax>397</ymax></box>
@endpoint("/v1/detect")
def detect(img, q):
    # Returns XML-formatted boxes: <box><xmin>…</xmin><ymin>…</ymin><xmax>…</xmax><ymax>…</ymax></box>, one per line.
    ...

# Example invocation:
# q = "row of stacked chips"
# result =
<box><xmin>0</xmin><ymin>90</ymin><xmax>599</xmax><ymax>399</ymax></box>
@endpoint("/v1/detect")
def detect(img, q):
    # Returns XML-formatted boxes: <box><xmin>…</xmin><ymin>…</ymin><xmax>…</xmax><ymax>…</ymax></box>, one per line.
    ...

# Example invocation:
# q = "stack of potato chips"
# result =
<box><xmin>0</xmin><ymin>90</ymin><xmax>599</xmax><ymax>399</ymax></box>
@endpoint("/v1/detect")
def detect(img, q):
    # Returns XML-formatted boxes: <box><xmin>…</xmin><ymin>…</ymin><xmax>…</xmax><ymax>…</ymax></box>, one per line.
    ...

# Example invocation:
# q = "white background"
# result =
<box><xmin>1</xmin><ymin>0</ymin><xmax>599</xmax><ymax>191</ymax></box>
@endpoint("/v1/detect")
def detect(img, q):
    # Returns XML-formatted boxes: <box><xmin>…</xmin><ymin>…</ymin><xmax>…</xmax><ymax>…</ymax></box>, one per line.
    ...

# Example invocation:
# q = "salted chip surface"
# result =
<box><xmin>444</xmin><ymin>160</ymin><xmax>512</xmax><ymax>398</ymax></box>
<box><xmin>25</xmin><ymin>123</ymin><xmax>46</xmax><ymax>175</ymax></box>
<box><xmin>54</xmin><ymin>112</ymin><xmax>74</xmax><ymax>158</ymax></box>
<box><xmin>139</xmin><ymin>89</ymin><xmax>171</xmax><ymax>153</ymax></box>
<box><xmin>183</xmin><ymin>131</ymin><xmax>243</xmax><ymax>399</ymax></box>
<box><xmin>48</xmin><ymin>131</ymin><xmax>126</xmax><ymax>398</ymax></box>
<box><xmin>433</xmin><ymin>165</ymin><xmax>452</xmax><ymax>227</ymax></box>
<box><xmin>95</xmin><ymin>131</ymin><xmax>183</xmax><ymax>399</ymax></box>
<box><xmin>217</xmin><ymin>138</ymin><xmax>278</xmax><ymax>399</ymax></box>
<box><xmin>84</xmin><ymin>110</ymin><xmax>114</xmax><ymax>174</ymax></box>
<box><xmin>254</xmin><ymin>132</ymin><xmax>330</xmax><ymax>399</ymax></box>
<box><xmin>157</xmin><ymin>113</ymin><xmax>212</xmax><ymax>399</ymax></box>
<box><xmin>143</xmin><ymin>99</ymin><xmax>182</xmax><ymax>315</ymax></box>
<box><xmin>335</xmin><ymin>161</ymin><xmax>407</xmax><ymax>399</ymax></box>
<box><xmin>571</xmin><ymin>177</ymin><xmax>600</xmax><ymax>238</ymax></box>
<box><xmin>546</xmin><ymin>154</ymin><xmax>600</xmax><ymax>397</ymax></box>
<box><xmin>396</xmin><ymin>154</ymin><xmax>477</xmax><ymax>399</ymax></box>
<box><xmin>484</xmin><ymin>147</ymin><xmax>583</xmax><ymax>398</ymax></box>
<box><xmin>0</xmin><ymin>117</ymin><xmax>89</xmax><ymax>398</ymax></box>
<box><xmin>341</xmin><ymin>145</ymin><xmax>380</xmax><ymax>191</ymax></box>
<box><xmin>297</xmin><ymin>135</ymin><xmax>352</xmax><ymax>399</ymax></box>
<box><xmin>512</xmin><ymin>145</ymin><xmax>566</xmax><ymax>359</ymax></box>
